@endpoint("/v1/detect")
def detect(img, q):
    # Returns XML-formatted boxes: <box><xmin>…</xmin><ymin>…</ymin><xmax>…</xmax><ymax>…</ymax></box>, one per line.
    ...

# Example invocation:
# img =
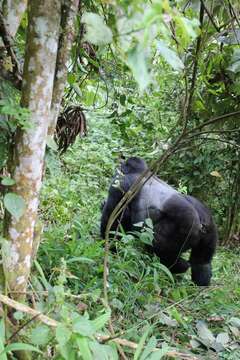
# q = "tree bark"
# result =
<box><xmin>2</xmin><ymin>0</ymin><xmax>61</xmax><ymax>298</ymax></box>
<box><xmin>48</xmin><ymin>0</ymin><xmax>80</xmax><ymax>136</ymax></box>
<box><xmin>2</xmin><ymin>0</ymin><xmax>28</xmax><ymax>37</ymax></box>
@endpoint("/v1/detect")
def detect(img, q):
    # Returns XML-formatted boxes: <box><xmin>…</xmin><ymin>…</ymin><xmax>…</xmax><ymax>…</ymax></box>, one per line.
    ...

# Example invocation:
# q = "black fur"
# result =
<box><xmin>101</xmin><ymin>157</ymin><xmax>218</xmax><ymax>286</ymax></box>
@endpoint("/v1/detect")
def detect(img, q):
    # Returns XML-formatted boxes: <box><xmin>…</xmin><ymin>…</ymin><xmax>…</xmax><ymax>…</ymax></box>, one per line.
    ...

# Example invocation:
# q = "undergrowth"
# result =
<box><xmin>23</xmin><ymin>114</ymin><xmax>240</xmax><ymax>359</ymax></box>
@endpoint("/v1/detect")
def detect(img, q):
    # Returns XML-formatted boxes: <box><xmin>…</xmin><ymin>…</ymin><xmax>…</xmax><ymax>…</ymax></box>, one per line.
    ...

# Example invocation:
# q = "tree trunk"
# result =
<box><xmin>2</xmin><ymin>0</ymin><xmax>28</xmax><ymax>37</ymax></box>
<box><xmin>48</xmin><ymin>0</ymin><xmax>80</xmax><ymax>136</ymax></box>
<box><xmin>2</xmin><ymin>0</ymin><xmax>61</xmax><ymax>298</ymax></box>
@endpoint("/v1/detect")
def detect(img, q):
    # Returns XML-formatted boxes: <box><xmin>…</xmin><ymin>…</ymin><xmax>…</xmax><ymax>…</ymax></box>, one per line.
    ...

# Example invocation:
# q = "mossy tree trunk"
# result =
<box><xmin>1</xmin><ymin>0</ymin><xmax>79</xmax><ymax>299</ymax></box>
<box><xmin>2</xmin><ymin>0</ymin><xmax>61</xmax><ymax>297</ymax></box>
<box><xmin>1</xmin><ymin>0</ymin><xmax>79</xmax><ymax>300</ymax></box>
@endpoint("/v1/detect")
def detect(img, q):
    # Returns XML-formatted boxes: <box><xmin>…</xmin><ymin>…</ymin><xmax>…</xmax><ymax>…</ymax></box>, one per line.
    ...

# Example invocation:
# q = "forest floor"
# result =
<box><xmin>36</xmin><ymin>116</ymin><xmax>240</xmax><ymax>359</ymax></box>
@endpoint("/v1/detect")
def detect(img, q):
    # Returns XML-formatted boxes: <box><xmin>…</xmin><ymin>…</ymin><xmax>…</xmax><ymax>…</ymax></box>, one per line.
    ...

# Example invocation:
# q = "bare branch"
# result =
<box><xmin>200</xmin><ymin>0</ymin><xmax>221</xmax><ymax>32</ymax></box>
<box><xmin>184</xmin><ymin>2</ymin><xmax>204</xmax><ymax>122</ymax></box>
<box><xmin>187</xmin><ymin>110</ymin><xmax>240</xmax><ymax>135</ymax></box>
<box><xmin>0</xmin><ymin>294</ymin><xmax>58</xmax><ymax>327</ymax></box>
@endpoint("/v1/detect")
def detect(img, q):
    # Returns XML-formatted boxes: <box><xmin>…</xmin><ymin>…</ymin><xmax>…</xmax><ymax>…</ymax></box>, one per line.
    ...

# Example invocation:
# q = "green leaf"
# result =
<box><xmin>82</xmin><ymin>12</ymin><xmax>113</xmax><ymax>45</ymax></box>
<box><xmin>85</xmin><ymin>91</ymin><xmax>95</xmax><ymax>107</ymax></box>
<box><xmin>2</xmin><ymin>343</ymin><xmax>42</xmax><ymax>355</ymax></box>
<box><xmin>76</xmin><ymin>336</ymin><xmax>93</xmax><ymax>360</ymax></box>
<box><xmin>175</xmin><ymin>16</ymin><xmax>199</xmax><ymax>47</ymax></box>
<box><xmin>180</xmin><ymin>17</ymin><xmax>199</xmax><ymax>39</ymax></box>
<box><xmin>157</xmin><ymin>40</ymin><xmax>184</xmax><ymax>71</ymax></box>
<box><xmin>0</xmin><ymin>345</ymin><xmax>7</xmax><ymax>360</ymax></box>
<box><xmin>170</xmin><ymin>307</ymin><xmax>185</xmax><ymax>327</ymax></box>
<box><xmin>127</xmin><ymin>45</ymin><xmax>151</xmax><ymax>91</ymax></box>
<box><xmin>72</xmin><ymin>316</ymin><xmax>95</xmax><ymax>337</ymax></box>
<box><xmin>92</xmin><ymin>309</ymin><xmax>111</xmax><ymax>331</ymax></box>
<box><xmin>13</xmin><ymin>311</ymin><xmax>24</xmax><ymax>321</ymax></box>
<box><xmin>56</xmin><ymin>324</ymin><xmax>72</xmax><ymax>346</ymax></box>
<box><xmin>158</xmin><ymin>263</ymin><xmax>175</xmax><ymax>283</ymax></box>
<box><xmin>145</xmin><ymin>218</ymin><xmax>153</xmax><ymax>229</ymax></box>
<box><xmin>227</xmin><ymin>49</ymin><xmax>240</xmax><ymax>73</ymax></box>
<box><xmin>34</xmin><ymin>260</ymin><xmax>50</xmax><ymax>290</ymax></box>
<box><xmin>0</xmin><ymin>320</ymin><xmax>5</xmax><ymax>342</ymax></box>
<box><xmin>148</xmin><ymin>343</ymin><xmax>169</xmax><ymax>359</ymax></box>
<box><xmin>134</xmin><ymin>326</ymin><xmax>151</xmax><ymax>360</ymax></box>
<box><xmin>29</xmin><ymin>325</ymin><xmax>51</xmax><ymax>346</ymax></box>
<box><xmin>58</xmin><ymin>341</ymin><xmax>75</xmax><ymax>360</ymax></box>
<box><xmin>227</xmin><ymin>60</ymin><xmax>240</xmax><ymax>73</ymax></box>
<box><xmin>139</xmin><ymin>336</ymin><xmax>157</xmax><ymax>360</ymax></box>
<box><xmin>1</xmin><ymin>177</ymin><xmax>15</xmax><ymax>186</ymax></box>
<box><xmin>90</xmin><ymin>341</ymin><xmax>118</xmax><ymax>360</ymax></box>
<box><xmin>72</xmin><ymin>83</ymin><xmax>82</xmax><ymax>97</ymax></box>
<box><xmin>119</xmin><ymin>94</ymin><xmax>126</xmax><ymax>106</ymax></box>
<box><xmin>139</xmin><ymin>232</ymin><xmax>153</xmax><ymax>245</ymax></box>
<box><xmin>66</xmin><ymin>257</ymin><xmax>95</xmax><ymax>264</ymax></box>
<box><xmin>142</xmin><ymin>5</ymin><xmax>162</xmax><ymax>28</ymax></box>
<box><xmin>3</xmin><ymin>192</ymin><xmax>25</xmax><ymax>220</ymax></box>
<box><xmin>67</xmin><ymin>73</ymin><xmax>76</xmax><ymax>85</ymax></box>
<box><xmin>0</xmin><ymin>320</ymin><xmax>7</xmax><ymax>360</ymax></box>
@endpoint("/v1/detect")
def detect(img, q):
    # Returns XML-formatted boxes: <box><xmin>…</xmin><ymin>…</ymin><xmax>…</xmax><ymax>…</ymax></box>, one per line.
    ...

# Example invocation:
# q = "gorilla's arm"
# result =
<box><xmin>100</xmin><ymin>157</ymin><xmax>148</xmax><ymax>238</ymax></box>
<box><xmin>100</xmin><ymin>185</ymin><xmax>125</xmax><ymax>238</ymax></box>
<box><xmin>100</xmin><ymin>173</ymin><xmax>137</xmax><ymax>238</ymax></box>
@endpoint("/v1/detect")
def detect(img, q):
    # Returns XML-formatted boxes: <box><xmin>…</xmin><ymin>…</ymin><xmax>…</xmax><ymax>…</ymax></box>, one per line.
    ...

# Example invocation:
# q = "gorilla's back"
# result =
<box><xmin>131</xmin><ymin>175</ymin><xmax>178</xmax><ymax>224</ymax></box>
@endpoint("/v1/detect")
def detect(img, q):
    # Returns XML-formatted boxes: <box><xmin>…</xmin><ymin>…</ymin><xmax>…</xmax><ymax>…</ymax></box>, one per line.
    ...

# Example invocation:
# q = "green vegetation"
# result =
<box><xmin>0</xmin><ymin>0</ymin><xmax>240</xmax><ymax>359</ymax></box>
<box><xmin>32</xmin><ymin>113</ymin><xmax>239</xmax><ymax>359</ymax></box>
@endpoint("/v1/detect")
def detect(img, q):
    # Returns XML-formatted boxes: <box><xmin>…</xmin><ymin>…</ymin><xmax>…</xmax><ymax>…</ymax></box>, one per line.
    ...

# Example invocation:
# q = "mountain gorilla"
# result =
<box><xmin>101</xmin><ymin>157</ymin><xmax>218</xmax><ymax>286</ymax></box>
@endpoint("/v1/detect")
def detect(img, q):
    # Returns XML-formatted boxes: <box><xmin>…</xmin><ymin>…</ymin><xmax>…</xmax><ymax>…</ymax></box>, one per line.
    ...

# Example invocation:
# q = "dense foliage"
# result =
<box><xmin>0</xmin><ymin>0</ymin><xmax>240</xmax><ymax>359</ymax></box>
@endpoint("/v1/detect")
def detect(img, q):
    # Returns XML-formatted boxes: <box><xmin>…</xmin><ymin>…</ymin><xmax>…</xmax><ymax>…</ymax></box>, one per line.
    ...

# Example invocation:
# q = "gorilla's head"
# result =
<box><xmin>121</xmin><ymin>157</ymin><xmax>148</xmax><ymax>174</ymax></box>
